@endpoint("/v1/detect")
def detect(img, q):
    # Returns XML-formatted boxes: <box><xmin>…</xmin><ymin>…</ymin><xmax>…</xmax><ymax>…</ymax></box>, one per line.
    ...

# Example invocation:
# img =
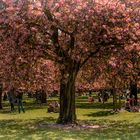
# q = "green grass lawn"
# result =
<box><xmin>0</xmin><ymin>96</ymin><xmax>140</xmax><ymax>140</ymax></box>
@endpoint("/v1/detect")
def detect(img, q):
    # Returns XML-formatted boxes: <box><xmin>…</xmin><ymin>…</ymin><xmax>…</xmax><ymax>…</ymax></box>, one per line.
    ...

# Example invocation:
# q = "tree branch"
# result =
<box><xmin>80</xmin><ymin>47</ymin><xmax>101</xmax><ymax>68</ymax></box>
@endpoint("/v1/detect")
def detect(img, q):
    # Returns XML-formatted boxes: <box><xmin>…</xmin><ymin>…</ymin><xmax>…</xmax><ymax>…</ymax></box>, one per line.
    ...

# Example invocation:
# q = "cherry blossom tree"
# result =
<box><xmin>0</xmin><ymin>0</ymin><xmax>139</xmax><ymax>123</ymax></box>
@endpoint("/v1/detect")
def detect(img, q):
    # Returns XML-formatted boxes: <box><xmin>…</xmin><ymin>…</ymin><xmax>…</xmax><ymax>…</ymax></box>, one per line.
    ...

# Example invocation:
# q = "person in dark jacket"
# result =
<box><xmin>3</xmin><ymin>92</ymin><xmax>7</xmax><ymax>101</ymax></box>
<box><xmin>16</xmin><ymin>90</ymin><xmax>25</xmax><ymax>113</ymax></box>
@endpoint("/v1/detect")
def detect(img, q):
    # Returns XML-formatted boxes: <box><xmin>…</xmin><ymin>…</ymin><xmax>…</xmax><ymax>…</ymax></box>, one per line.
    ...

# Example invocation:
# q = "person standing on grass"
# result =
<box><xmin>7</xmin><ymin>88</ymin><xmax>15</xmax><ymax>112</ymax></box>
<box><xmin>16</xmin><ymin>89</ymin><xmax>25</xmax><ymax>113</ymax></box>
<box><xmin>125</xmin><ymin>99</ymin><xmax>131</xmax><ymax>112</ymax></box>
<box><xmin>3</xmin><ymin>92</ymin><xmax>7</xmax><ymax>101</ymax></box>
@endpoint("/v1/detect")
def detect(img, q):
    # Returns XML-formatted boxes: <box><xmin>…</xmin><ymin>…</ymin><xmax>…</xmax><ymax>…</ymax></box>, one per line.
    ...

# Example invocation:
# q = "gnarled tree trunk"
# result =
<box><xmin>57</xmin><ymin>68</ymin><xmax>78</xmax><ymax>124</ymax></box>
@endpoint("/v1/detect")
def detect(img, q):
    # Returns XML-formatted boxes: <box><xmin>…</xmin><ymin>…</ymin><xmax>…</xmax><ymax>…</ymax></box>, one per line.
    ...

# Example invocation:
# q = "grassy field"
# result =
<box><xmin>0</xmin><ymin>96</ymin><xmax>140</xmax><ymax>140</ymax></box>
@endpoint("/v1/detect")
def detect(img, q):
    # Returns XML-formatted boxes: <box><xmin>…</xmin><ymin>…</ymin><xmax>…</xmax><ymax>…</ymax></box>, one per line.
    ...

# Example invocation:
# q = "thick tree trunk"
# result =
<box><xmin>0</xmin><ymin>84</ymin><xmax>3</xmax><ymax>109</ymax></box>
<box><xmin>41</xmin><ymin>90</ymin><xmax>47</xmax><ymax>103</ymax></box>
<box><xmin>57</xmin><ymin>69</ymin><xmax>78</xmax><ymax>124</ymax></box>
<box><xmin>130</xmin><ymin>82</ymin><xmax>137</xmax><ymax>106</ymax></box>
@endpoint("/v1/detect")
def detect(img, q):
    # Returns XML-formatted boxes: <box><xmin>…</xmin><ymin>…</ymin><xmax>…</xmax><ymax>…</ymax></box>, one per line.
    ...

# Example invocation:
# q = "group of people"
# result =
<box><xmin>48</xmin><ymin>101</ymin><xmax>60</xmax><ymax>113</ymax></box>
<box><xmin>88</xmin><ymin>91</ymin><xmax>110</xmax><ymax>104</ymax></box>
<box><xmin>4</xmin><ymin>88</ymin><xmax>25</xmax><ymax>113</ymax></box>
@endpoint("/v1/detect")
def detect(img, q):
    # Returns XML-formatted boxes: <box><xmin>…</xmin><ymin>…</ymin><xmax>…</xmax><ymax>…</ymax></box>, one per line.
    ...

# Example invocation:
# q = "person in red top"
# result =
<box><xmin>129</xmin><ymin>96</ymin><xmax>135</xmax><ymax>106</ymax></box>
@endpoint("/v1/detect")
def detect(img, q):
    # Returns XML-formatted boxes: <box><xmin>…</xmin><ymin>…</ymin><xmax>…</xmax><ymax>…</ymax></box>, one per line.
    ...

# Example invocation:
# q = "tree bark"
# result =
<box><xmin>57</xmin><ymin>68</ymin><xmax>78</xmax><ymax>124</ymax></box>
<box><xmin>112</xmin><ymin>89</ymin><xmax>117</xmax><ymax>111</ymax></box>
<box><xmin>130</xmin><ymin>82</ymin><xmax>137</xmax><ymax>106</ymax></box>
<box><xmin>118</xmin><ymin>93</ymin><xmax>121</xmax><ymax>110</ymax></box>
<box><xmin>0</xmin><ymin>84</ymin><xmax>3</xmax><ymax>109</ymax></box>
<box><xmin>41</xmin><ymin>90</ymin><xmax>47</xmax><ymax>103</ymax></box>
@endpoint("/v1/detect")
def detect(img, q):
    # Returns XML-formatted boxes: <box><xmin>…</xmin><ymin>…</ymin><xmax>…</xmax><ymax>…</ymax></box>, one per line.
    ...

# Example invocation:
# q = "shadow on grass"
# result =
<box><xmin>85</xmin><ymin>110</ymin><xmax>117</xmax><ymax>117</ymax></box>
<box><xmin>1</xmin><ymin>98</ymin><xmax>60</xmax><ymax>113</ymax></box>
<box><xmin>1</xmin><ymin>99</ymin><xmax>114</xmax><ymax>115</ymax></box>
<box><xmin>0</xmin><ymin>102</ymin><xmax>48</xmax><ymax>114</ymax></box>
<box><xmin>0</xmin><ymin>117</ymin><xmax>140</xmax><ymax>140</ymax></box>
<box><xmin>76</xmin><ymin>102</ymin><xmax>113</xmax><ymax>109</ymax></box>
